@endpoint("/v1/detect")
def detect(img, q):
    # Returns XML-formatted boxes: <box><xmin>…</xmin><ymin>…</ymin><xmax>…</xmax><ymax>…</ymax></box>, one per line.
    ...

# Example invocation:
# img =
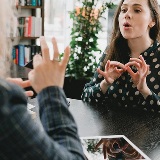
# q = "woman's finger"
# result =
<box><xmin>125</xmin><ymin>61</ymin><xmax>140</xmax><ymax>69</ymax></box>
<box><xmin>129</xmin><ymin>58</ymin><xmax>142</xmax><ymax>64</ymax></box>
<box><xmin>139</xmin><ymin>55</ymin><xmax>146</xmax><ymax>66</ymax></box>
<box><xmin>143</xmin><ymin>65</ymin><xmax>150</xmax><ymax>78</ymax></box>
<box><xmin>97</xmin><ymin>68</ymin><xmax>108</xmax><ymax>80</ymax></box>
<box><xmin>105</xmin><ymin>60</ymin><xmax>110</xmax><ymax>71</ymax></box>
<box><xmin>126</xmin><ymin>66</ymin><xmax>135</xmax><ymax>77</ymax></box>
<box><xmin>109</xmin><ymin>61</ymin><xmax>125</xmax><ymax>70</ymax></box>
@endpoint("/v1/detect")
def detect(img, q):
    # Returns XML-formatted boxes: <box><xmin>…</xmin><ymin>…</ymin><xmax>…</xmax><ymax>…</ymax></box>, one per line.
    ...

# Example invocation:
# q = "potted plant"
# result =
<box><xmin>63</xmin><ymin>0</ymin><xmax>115</xmax><ymax>99</ymax></box>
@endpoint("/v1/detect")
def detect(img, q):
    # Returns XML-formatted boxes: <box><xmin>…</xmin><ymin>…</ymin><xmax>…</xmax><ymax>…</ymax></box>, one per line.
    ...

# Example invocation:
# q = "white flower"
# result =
<box><xmin>77</xmin><ymin>37</ymin><xmax>82</xmax><ymax>41</ymax></box>
<box><xmin>89</xmin><ymin>38</ymin><xmax>93</xmax><ymax>42</ymax></box>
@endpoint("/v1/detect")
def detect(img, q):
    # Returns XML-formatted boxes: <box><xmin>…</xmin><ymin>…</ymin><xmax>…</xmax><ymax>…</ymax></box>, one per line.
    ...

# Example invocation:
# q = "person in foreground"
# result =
<box><xmin>0</xmin><ymin>1</ymin><xmax>85</xmax><ymax>159</ymax></box>
<box><xmin>0</xmin><ymin>37</ymin><xmax>86</xmax><ymax>159</ymax></box>
<box><xmin>82</xmin><ymin>0</ymin><xmax>160</xmax><ymax>113</ymax></box>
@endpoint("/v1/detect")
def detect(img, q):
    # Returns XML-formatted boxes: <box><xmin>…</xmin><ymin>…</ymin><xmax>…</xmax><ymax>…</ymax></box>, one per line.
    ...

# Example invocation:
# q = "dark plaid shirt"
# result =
<box><xmin>82</xmin><ymin>40</ymin><xmax>160</xmax><ymax>113</ymax></box>
<box><xmin>0</xmin><ymin>79</ymin><xmax>85</xmax><ymax>160</ymax></box>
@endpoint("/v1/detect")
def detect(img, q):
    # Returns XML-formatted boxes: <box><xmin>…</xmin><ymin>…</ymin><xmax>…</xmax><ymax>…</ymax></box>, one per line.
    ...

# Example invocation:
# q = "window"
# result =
<box><xmin>44</xmin><ymin>0</ymin><xmax>118</xmax><ymax>61</ymax></box>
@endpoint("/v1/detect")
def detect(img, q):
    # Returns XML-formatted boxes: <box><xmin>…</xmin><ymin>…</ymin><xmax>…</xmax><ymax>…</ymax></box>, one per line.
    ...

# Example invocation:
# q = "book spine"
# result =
<box><xmin>21</xmin><ymin>0</ymin><xmax>25</xmax><ymax>6</ymax></box>
<box><xmin>18</xmin><ymin>45</ymin><xmax>25</xmax><ymax>66</ymax></box>
<box><xmin>12</xmin><ymin>47</ymin><xmax>16</xmax><ymax>64</ymax></box>
<box><xmin>15</xmin><ymin>46</ymin><xmax>19</xmax><ymax>65</ymax></box>
<box><xmin>24</xmin><ymin>45</ymin><xmax>30</xmax><ymax>64</ymax></box>
<box><xmin>37</xmin><ymin>0</ymin><xmax>41</xmax><ymax>6</ymax></box>
<box><xmin>31</xmin><ymin>16</ymin><xmax>35</xmax><ymax>37</ymax></box>
<box><xmin>30</xmin><ymin>45</ymin><xmax>36</xmax><ymax>60</ymax></box>
<box><xmin>18</xmin><ymin>17</ymin><xmax>25</xmax><ymax>37</ymax></box>
<box><xmin>32</xmin><ymin>0</ymin><xmax>37</xmax><ymax>6</ymax></box>
<box><xmin>28</xmin><ymin>16</ymin><xmax>32</xmax><ymax>37</ymax></box>
<box><xmin>24</xmin><ymin>17</ymin><xmax>29</xmax><ymax>37</ymax></box>
<box><xmin>26</xmin><ymin>0</ymin><xmax>31</xmax><ymax>6</ymax></box>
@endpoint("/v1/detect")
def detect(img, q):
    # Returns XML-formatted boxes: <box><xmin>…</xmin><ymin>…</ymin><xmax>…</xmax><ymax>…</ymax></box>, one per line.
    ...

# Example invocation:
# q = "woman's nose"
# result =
<box><xmin>125</xmin><ymin>11</ymin><xmax>131</xmax><ymax>19</ymax></box>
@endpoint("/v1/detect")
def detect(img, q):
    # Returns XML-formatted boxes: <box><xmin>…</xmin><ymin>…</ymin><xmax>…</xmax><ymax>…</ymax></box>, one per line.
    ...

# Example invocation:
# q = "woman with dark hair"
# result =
<box><xmin>82</xmin><ymin>0</ymin><xmax>160</xmax><ymax>113</ymax></box>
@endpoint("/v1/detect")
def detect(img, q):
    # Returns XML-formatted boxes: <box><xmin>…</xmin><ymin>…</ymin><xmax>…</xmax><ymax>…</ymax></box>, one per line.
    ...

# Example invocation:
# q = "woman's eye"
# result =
<box><xmin>121</xmin><ymin>9</ymin><xmax>127</xmax><ymax>13</ymax></box>
<box><xmin>135</xmin><ymin>9</ymin><xmax>141</xmax><ymax>13</ymax></box>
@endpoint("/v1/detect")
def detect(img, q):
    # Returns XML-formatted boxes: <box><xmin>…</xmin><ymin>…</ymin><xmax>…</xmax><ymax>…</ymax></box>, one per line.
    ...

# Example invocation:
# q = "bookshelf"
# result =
<box><xmin>17</xmin><ymin>0</ymin><xmax>44</xmax><ymax>42</ymax></box>
<box><xmin>12</xmin><ymin>0</ymin><xmax>44</xmax><ymax>67</ymax></box>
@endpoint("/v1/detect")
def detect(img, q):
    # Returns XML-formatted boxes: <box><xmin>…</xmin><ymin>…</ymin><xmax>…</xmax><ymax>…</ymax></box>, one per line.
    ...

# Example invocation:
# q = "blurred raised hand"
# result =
<box><xmin>28</xmin><ymin>37</ymin><xmax>70</xmax><ymax>93</ymax></box>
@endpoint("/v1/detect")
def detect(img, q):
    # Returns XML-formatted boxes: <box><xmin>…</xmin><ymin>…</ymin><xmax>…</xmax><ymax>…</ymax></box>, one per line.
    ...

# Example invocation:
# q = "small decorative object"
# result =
<box><xmin>67</xmin><ymin>0</ymin><xmax>115</xmax><ymax>80</ymax></box>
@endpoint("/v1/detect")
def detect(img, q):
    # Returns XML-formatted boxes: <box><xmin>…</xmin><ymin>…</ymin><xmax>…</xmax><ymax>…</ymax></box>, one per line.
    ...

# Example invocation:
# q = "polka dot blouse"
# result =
<box><xmin>81</xmin><ymin>41</ymin><xmax>160</xmax><ymax>113</ymax></box>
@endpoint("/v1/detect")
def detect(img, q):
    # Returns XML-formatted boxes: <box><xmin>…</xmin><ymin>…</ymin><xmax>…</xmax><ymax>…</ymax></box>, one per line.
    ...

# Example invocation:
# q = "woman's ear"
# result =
<box><xmin>149</xmin><ymin>21</ymin><xmax>155</xmax><ymax>28</ymax></box>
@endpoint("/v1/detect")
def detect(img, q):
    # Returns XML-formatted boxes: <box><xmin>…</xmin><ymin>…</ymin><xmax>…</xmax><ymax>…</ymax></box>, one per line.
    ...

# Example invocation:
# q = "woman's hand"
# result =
<box><xmin>97</xmin><ymin>60</ymin><xmax>126</xmax><ymax>85</ymax></box>
<box><xmin>6</xmin><ymin>78</ymin><xmax>33</xmax><ymax>97</ymax></box>
<box><xmin>125</xmin><ymin>55</ymin><xmax>151</xmax><ymax>98</ymax></box>
<box><xmin>28</xmin><ymin>37</ymin><xmax>70</xmax><ymax>93</ymax></box>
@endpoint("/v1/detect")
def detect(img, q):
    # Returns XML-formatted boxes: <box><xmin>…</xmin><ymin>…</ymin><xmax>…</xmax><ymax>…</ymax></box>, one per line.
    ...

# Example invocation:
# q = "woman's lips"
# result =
<box><xmin>123</xmin><ymin>22</ymin><xmax>132</xmax><ymax>29</ymax></box>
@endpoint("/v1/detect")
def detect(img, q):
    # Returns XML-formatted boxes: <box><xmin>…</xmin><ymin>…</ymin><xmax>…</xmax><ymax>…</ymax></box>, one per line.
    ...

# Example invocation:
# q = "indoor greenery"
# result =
<box><xmin>66</xmin><ymin>0</ymin><xmax>115</xmax><ymax>80</ymax></box>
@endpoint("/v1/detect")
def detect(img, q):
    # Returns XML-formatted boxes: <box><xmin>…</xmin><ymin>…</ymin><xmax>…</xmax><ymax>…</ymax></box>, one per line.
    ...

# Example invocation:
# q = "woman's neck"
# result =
<box><xmin>128</xmin><ymin>37</ymin><xmax>153</xmax><ymax>58</ymax></box>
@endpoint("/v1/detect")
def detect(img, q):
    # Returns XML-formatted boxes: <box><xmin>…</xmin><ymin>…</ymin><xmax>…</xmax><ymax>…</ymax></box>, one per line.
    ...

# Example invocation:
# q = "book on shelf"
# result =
<box><xmin>12</xmin><ymin>45</ymin><xmax>41</xmax><ymax>67</ymax></box>
<box><xmin>19</xmin><ymin>16</ymin><xmax>42</xmax><ymax>37</ymax></box>
<box><xmin>18</xmin><ymin>17</ymin><xmax>25</xmax><ymax>37</ymax></box>
<box><xmin>18</xmin><ymin>0</ymin><xmax>42</xmax><ymax>6</ymax></box>
<box><xmin>18</xmin><ymin>44</ymin><xmax>25</xmax><ymax>66</ymax></box>
<box><xmin>80</xmin><ymin>135</ymin><xmax>151</xmax><ymax>160</ymax></box>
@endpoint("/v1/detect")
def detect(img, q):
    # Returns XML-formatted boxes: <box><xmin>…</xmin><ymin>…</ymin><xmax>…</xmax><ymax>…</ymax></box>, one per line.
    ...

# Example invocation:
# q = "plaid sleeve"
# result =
<box><xmin>38</xmin><ymin>86</ymin><xmax>85</xmax><ymax>160</ymax></box>
<box><xmin>0</xmin><ymin>81</ymin><xmax>85</xmax><ymax>160</ymax></box>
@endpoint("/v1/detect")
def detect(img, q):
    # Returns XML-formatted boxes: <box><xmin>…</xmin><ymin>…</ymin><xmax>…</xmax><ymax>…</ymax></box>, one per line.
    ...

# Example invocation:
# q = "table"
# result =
<box><xmin>29</xmin><ymin>98</ymin><xmax>160</xmax><ymax>160</ymax></box>
<box><xmin>68</xmin><ymin>99</ymin><xmax>160</xmax><ymax>160</ymax></box>
<box><xmin>13</xmin><ymin>64</ymin><xmax>160</xmax><ymax>159</ymax></box>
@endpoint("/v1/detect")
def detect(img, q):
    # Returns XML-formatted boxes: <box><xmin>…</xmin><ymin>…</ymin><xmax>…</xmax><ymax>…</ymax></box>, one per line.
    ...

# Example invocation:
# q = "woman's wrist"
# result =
<box><xmin>139</xmin><ymin>87</ymin><xmax>152</xmax><ymax>99</ymax></box>
<box><xmin>100</xmin><ymin>79</ymin><xmax>111</xmax><ymax>94</ymax></box>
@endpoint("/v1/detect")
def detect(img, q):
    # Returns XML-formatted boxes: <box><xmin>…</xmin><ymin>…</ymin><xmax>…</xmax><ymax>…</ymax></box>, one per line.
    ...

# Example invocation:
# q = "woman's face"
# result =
<box><xmin>118</xmin><ymin>0</ymin><xmax>155</xmax><ymax>40</ymax></box>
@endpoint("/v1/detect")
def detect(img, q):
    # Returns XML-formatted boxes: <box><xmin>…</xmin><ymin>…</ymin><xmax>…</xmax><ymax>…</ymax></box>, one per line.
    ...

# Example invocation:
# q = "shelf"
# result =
<box><xmin>20</xmin><ymin>37</ymin><xmax>40</xmax><ymax>40</ymax></box>
<box><xmin>17</xmin><ymin>6</ymin><xmax>42</xmax><ymax>9</ymax></box>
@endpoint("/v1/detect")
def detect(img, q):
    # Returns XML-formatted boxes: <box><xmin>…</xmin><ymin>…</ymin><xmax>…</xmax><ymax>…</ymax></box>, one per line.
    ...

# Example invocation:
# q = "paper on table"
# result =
<box><xmin>80</xmin><ymin>135</ymin><xmax>151</xmax><ymax>160</ymax></box>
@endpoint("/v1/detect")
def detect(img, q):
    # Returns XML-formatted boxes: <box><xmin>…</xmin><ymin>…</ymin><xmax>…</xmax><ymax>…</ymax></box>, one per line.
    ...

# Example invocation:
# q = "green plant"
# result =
<box><xmin>66</xmin><ymin>0</ymin><xmax>115</xmax><ymax>80</ymax></box>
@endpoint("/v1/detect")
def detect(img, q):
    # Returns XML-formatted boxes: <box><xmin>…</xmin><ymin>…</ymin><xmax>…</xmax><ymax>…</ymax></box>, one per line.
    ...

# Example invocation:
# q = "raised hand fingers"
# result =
<box><xmin>109</xmin><ymin>61</ymin><xmax>126</xmax><ymax>70</ymax></box>
<box><xmin>97</xmin><ymin>68</ymin><xmax>106</xmax><ymax>77</ymax></box>
<box><xmin>40</xmin><ymin>36</ymin><xmax>50</xmax><ymax>61</ymax></box>
<box><xmin>125</xmin><ymin>61</ymin><xmax>140</xmax><ymax>69</ymax></box>
<box><xmin>52</xmin><ymin>37</ymin><xmax>60</xmax><ymax>59</ymax></box>
<box><xmin>61</xmin><ymin>46</ymin><xmax>70</xmax><ymax>68</ymax></box>
<box><xmin>33</xmin><ymin>54</ymin><xmax>43</xmax><ymax>68</ymax></box>
<box><xmin>126</xmin><ymin>66</ymin><xmax>135</xmax><ymax>77</ymax></box>
<box><xmin>105</xmin><ymin>60</ymin><xmax>111</xmax><ymax>71</ymax></box>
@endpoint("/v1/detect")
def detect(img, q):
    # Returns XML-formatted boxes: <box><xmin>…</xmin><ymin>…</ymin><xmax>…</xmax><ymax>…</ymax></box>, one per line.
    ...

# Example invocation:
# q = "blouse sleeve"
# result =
<box><xmin>138</xmin><ymin>91</ymin><xmax>160</xmax><ymax>113</ymax></box>
<box><xmin>138</xmin><ymin>68</ymin><xmax>160</xmax><ymax>113</ymax></box>
<box><xmin>138</xmin><ymin>47</ymin><xmax>160</xmax><ymax>113</ymax></box>
<box><xmin>81</xmin><ymin>53</ymin><xmax>109</xmax><ymax>104</ymax></box>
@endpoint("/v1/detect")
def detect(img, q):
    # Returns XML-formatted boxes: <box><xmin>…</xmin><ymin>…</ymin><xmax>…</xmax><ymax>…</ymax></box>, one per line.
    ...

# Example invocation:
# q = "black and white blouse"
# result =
<box><xmin>81</xmin><ymin>40</ymin><xmax>160</xmax><ymax>113</ymax></box>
